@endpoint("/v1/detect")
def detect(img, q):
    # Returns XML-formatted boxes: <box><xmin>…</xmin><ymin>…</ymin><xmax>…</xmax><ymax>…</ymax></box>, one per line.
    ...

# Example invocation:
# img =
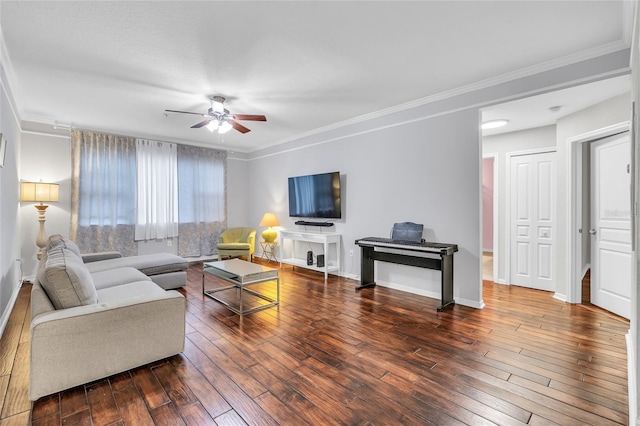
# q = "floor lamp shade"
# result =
<box><xmin>20</xmin><ymin>182</ymin><xmax>59</xmax><ymax>203</ymax></box>
<box><xmin>259</xmin><ymin>213</ymin><xmax>279</xmax><ymax>243</ymax></box>
<box><xmin>21</xmin><ymin>182</ymin><xmax>60</xmax><ymax>260</ymax></box>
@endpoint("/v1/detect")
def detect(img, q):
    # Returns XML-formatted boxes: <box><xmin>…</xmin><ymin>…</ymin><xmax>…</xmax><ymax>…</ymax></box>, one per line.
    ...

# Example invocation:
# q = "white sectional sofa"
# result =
<box><xmin>29</xmin><ymin>235</ymin><xmax>186</xmax><ymax>401</ymax></box>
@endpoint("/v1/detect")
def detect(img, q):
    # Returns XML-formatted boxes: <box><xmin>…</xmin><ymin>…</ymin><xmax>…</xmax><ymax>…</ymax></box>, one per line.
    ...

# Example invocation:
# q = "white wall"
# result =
<box><xmin>249</xmin><ymin>109</ymin><xmax>483</xmax><ymax>306</ymax></box>
<box><xmin>0</xmin><ymin>68</ymin><xmax>23</xmax><ymax>334</ymax></box>
<box><xmin>19</xmin><ymin>132</ymin><xmax>71</xmax><ymax>275</ymax></box>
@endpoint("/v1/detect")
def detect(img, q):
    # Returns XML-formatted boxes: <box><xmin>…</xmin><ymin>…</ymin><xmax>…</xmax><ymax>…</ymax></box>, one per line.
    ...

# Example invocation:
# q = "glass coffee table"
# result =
<box><xmin>202</xmin><ymin>258</ymin><xmax>279</xmax><ymax>315</ymax></box>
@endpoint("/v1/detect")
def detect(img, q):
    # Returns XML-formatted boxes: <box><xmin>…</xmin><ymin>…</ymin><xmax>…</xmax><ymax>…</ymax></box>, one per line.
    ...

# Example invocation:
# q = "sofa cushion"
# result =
<box><xmin>84</xmin><ymin>253</ymin><xmax>189</xmax><ymax>276</ymax></box>
<box><xmin>91</xmin><ymin>267</ymin><xmax>151</xmax><ymax>290</ymax></box>
<box><xmin>38</xmin><ymin>247</ymin><xmax>98</xmax><ymax>310</ymax></box>
<box><xmin>96</xmin><ymin>280</ymin><xmax>166</xmax><ymax>303</ymax></box>
<box><xmin>47</xmin><ymin>234</ymin><xmax>82</xmax><ymax>258</ymax></box>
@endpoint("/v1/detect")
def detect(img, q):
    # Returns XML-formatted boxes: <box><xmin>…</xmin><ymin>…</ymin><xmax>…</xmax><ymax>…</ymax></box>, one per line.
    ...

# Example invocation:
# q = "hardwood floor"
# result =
<box><xmin>0</xmin><ymin>261</ymin><xmax>630</xmax><ymax>425</ymax></box>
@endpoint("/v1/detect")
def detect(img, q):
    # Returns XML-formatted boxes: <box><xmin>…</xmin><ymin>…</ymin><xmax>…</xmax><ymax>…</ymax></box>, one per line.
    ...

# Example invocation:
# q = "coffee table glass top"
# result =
<box><xmin>204</xmin><ymin>258</ymin><xmax>278</xmax><ymax>284</ymax></box>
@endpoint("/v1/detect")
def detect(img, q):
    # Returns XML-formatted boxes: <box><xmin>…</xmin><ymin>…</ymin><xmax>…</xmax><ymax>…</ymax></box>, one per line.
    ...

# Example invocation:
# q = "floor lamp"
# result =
<box><xmin>21</xmin><ymin>182</ymin><xmax>59</xmax><ymax>260</ymax></box>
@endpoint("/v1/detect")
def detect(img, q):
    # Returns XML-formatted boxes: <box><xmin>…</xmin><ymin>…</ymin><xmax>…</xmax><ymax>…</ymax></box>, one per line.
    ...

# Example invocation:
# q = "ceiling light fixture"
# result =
<box><xmin>549</xmin><ymin>105</ymin><xmax>562</xmax><ymax>113</ymax></box>
<box><xmin>218</xmin><ymin>120</ymin><xmax>233</xmax><ymax>134</ymax></box>
<box><xmin>211</xmin><ymin>96</ymin><xmax>225</xmax><ymax>115</ymax></box>
<box><xmin>481</xmin><ymin>119</ymin><xmax>509</xmax><ymax>130</ymax></box>
<box><xmin>206</xmin><ymin>121</ymin><xmax>219</xmax><ymax>132</ymax></box>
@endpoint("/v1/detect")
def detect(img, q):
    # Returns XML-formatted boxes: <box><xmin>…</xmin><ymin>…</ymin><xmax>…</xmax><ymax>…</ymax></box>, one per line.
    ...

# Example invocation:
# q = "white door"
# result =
<box><xmin>590</xmin><ymin>133</ymin><xmax>631</xmax><ymax>319</ymax></box>
<box><xmin>510</xmin><ymin>151</ymin><xmax>555</xmax><ymax>291</ymax></box>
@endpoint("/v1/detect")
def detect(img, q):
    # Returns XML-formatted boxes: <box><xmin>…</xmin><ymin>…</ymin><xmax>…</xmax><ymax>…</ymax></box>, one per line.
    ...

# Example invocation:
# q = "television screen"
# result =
<box><xmin>288</xmin><ymin>171</ymin><xmax>341</xmax><ymax>219</ymax></box>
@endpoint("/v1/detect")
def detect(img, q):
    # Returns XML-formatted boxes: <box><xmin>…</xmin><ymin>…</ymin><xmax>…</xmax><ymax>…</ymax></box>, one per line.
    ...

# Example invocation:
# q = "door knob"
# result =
<box><xmin>589</xmin><ymin>229</ymin><xmax>597</xmax><ymax>235</ymax></box>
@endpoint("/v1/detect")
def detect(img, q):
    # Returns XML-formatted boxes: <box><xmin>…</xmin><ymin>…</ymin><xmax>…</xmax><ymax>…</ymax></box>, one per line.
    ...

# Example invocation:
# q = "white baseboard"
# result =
<box><xmin>373</xmin><ymin>280</ymin><xmax>484</xmax><ymax>309</ymax></box>
<box><xmin>553</xmin><ymin>292</ymin><xmax>567</xmax><ymax>302</ymax></box>
<box><xmin>339</xmin><ymin>272</ymin><xmax>359</xmax><ymax>280</ymax></box>
<box><xmin>627</xmin><ymin>331</ymin><xmax>638</xmax><ymax>425</ymax></box>
<box><xmin>0</xmin><ymin>282</ymin><xmax>22</xmax><ymax>340</ymax></box>
<box><xmin>455</xmin><ymin>296</ymin><xmax>485</xmax><ymax>309</ymax></box>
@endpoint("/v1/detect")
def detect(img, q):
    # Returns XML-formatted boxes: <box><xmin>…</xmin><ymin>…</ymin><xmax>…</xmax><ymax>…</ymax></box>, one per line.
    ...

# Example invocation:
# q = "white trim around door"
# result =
<box><xmin>565</xmin><ymin>121</ymin><xmax>630</xmax><ymax>304</ymax></box>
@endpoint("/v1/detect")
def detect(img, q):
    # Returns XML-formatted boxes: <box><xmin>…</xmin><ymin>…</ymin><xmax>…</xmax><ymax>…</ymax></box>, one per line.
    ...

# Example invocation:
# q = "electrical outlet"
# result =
<box><xmin>349</xmin><ymin>249</ymin><xmax>353</xmax><ymax>256</ymax></box>
<box><xmin>167</xmin><ymin>239</ymin><xmax>172</xmax><ymax>247</ymax></box>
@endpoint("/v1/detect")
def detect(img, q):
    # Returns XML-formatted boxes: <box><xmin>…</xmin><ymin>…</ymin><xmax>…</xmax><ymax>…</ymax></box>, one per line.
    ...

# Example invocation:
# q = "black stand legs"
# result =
<box><xmin>356</xmin><ymin>246</ymin><xmax>377</xmax><ymax>290</ymax></box>
<box><xmin>356</xmin><ymin>245</ymin><xmax>456</xmax><ymax>312</ymax></box>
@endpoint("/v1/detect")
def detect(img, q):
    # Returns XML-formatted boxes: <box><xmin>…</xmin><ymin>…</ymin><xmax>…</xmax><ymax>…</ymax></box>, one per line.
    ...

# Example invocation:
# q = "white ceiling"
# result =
<box><xmin>0</xmin><ymin>1</ymin><xmax>633</xmax><ymax>152</ymax></box>
<box><xmin>481</xmin><ymin>74</ymin><xmax>632</xmax><ymax>136</ymax></box>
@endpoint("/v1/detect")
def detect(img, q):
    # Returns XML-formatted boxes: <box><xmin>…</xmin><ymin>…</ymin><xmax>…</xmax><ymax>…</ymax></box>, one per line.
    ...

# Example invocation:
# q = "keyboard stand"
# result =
<box><xmin>355</xmin><ymin>238</ymin><xmax>457</xmax><ymax>312</ymax></box>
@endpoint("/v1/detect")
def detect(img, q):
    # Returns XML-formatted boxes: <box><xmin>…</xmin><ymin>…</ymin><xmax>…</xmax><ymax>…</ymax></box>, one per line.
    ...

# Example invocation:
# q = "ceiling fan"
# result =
<box><xmin>165</xmin><ymin>95</ymin><xmax>266</xmax><ymax>134</ymax></box>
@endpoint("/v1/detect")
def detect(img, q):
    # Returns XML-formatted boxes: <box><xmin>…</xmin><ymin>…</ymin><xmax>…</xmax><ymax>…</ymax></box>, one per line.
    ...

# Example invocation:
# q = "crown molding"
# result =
<box><xmin>260</xmin><ymin>40</ymin><xmax>631</xmax><ymax>151</ymax></box>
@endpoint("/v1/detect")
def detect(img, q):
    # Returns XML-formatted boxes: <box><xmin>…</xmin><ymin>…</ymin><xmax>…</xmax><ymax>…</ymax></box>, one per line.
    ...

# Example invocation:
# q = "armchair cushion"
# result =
<box><xmin>37</xmin><ymin>247</ymin><xmax>98</xmax><ymax>310</ymax></box>
<box><xmin>217</xmin><ymin>243</ymin><xmax>251</xmax><ymax>250</ymax></box>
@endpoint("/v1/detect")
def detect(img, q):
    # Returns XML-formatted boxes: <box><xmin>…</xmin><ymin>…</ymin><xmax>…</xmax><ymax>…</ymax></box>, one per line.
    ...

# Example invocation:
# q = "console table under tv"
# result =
<box><xmin>279</xmin><ymin>230</ymin><xmax>341</xmax><ymax>280</ymax></box>
<box><xmin>354</xmin><ymin>237</ymin><xmax>458</xmax><ymax>312</ymax></box>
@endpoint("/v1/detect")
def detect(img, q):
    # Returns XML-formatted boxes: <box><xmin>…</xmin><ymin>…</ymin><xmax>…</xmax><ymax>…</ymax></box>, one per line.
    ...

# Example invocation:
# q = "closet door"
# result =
<box><xmin>510</xmin><ymin>151</ymin><xmax>555</xmax><ymax>291</ymax></box>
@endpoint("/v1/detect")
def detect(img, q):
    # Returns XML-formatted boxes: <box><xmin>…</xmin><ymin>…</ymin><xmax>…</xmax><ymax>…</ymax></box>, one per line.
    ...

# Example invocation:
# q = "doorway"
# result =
<box><xmin>482</xmin><ymin>155</ymin><xmax>496</xmax><ymax>281</ymax></box>
<box><xmin>567</xmin><ymin>122</ymin><xmax>631</xmax><ymax>314</ymax></box>
<box><xmin>480</xmin><ymin>75</ymin><xmax>631</xmax><ymax>297</ymax></box>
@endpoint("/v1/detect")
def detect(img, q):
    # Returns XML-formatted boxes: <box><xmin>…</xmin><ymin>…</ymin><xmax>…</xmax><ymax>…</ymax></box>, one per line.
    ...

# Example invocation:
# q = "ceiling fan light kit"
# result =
<box><xmin>166</xmin><ymin>95</ymin><xmax>266</xmax><ymax>135</ymax></box>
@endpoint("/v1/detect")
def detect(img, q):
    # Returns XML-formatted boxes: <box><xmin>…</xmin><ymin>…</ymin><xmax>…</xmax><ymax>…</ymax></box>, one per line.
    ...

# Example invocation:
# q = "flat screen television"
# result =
<box><xmin>288</xmin><ymin>171</ymin><xmax>341</xmax><ymax>219</ymax></box>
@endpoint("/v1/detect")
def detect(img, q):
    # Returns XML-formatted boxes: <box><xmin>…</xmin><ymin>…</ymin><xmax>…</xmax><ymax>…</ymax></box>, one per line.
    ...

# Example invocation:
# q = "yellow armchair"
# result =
<box><xmin>217</xmin><ymin>227</ymin><xmax>256</xmax><ymax>261</ymax></box>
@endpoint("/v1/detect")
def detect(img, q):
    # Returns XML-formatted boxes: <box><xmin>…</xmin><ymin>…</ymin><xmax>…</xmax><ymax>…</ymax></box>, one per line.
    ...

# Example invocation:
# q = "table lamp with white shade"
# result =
<box><xmin>21</xmin><ymin>181</ymin><xmax>59</xmax><ymax>260</ymax></box>
<box><xmin>259</xmin><ymin>212</ymin><xmax>280</xmax><ymax>243</ymax></box>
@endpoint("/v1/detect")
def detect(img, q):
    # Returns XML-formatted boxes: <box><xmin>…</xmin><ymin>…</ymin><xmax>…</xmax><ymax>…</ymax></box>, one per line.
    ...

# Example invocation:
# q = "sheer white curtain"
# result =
<box><xmin>135</xmin><ymin>139</ymin><xmax>178</xmax><ymax>241</ymax></box>
<box><xmin>70</xmin><ymin>129</ymin><xmax>137</xmax><ymax>256</ymax></box>
<box><xmin>177</xmin><ymin>144</ymin><xmax>227</xmax><ymax>257</ymax></box>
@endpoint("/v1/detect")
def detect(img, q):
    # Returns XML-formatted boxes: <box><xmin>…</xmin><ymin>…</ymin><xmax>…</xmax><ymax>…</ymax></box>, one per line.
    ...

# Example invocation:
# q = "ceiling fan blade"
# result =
<box><xmin>191</xmin><ymin>120</ymin><xmax>212</xmax><ymax>129</ymax></box>
<box><xmin>230</xmin><ymin>120</ymin><xmax>251</xmax><ymax>133</ymax></box>
<box><xmin>165</xmin><ymin>109</ymin><xmax>207</xmax><ymax>117</ymax></box>
<box><xmin>233</xmin><ymin>114</ymin><xmax>267</xmax><ymax>122</ymax></box>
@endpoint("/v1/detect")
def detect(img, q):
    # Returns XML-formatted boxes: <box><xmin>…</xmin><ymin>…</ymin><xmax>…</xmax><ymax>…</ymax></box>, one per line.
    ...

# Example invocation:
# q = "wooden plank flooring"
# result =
<box><xmin>0</xmin><ymin>261</ymin><xmax>629</xmax><ymax>425</ymax></box>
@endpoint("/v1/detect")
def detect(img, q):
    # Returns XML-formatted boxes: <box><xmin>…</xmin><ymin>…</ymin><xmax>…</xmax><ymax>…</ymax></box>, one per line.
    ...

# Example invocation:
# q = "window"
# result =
<box><xmin>135</xmin><ymin>139</ymin><xmax>178</xmax><ymax>241</ymax></box>
<box><xmin>71</xmin><ymin>130</ymin><xmax>227</xmax><ymax>257</ymax></box>
<box><xmin>70</xmin><ymin>130</ymin><xmax>137</xmax><ymax>255</ymax></box>
<box><xmin>177</xmin><ymin>144</ymin><xmax>227</xmax><ymax>257</ymax></box>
